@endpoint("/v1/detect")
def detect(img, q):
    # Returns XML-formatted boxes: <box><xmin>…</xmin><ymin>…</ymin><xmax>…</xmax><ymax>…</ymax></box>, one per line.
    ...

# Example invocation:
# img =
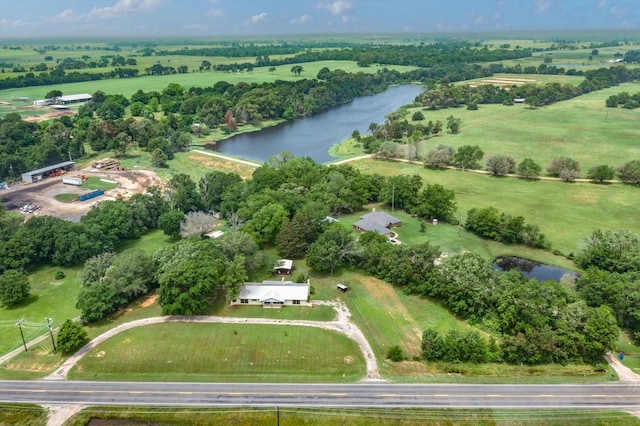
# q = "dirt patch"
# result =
<box><xmin>187</xmin><ymin>153</ymin><xmax>255</xmax><ymax>179</ymax></box>
<box><xmin>139</xmin><ymin>293</ymin><xmax>159</xmax><ymax>308</ymax></box>
<box><xmin>22</xmin><ymin>108</ymin><xmax>76</xmax><ymax>123</ymax></box>
<box><xmin>1</xmin><ymin>167</ymin><xmax>164</xmax><ymax>222</ymax></box>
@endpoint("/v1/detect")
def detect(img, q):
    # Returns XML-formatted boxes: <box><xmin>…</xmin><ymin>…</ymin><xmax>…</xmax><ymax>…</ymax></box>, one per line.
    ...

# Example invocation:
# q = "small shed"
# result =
<box><xmin>274</xmin><ymin>259</ymin><xmax>293</xmax><ymax>275</ymax></box>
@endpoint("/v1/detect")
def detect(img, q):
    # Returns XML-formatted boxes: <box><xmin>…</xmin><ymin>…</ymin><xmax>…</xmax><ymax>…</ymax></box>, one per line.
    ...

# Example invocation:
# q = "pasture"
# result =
<box><xmin>69</xmin><ymin>323</ymin><xmax>365</xmax><ymax>382</ymax></box>
<box><xmin>353</xmin><ymin>159</ymin><xmax>640</xmax><ymax>256</ymax></box>
<box><xmin>0</xmin><ymin>60</ymin><xmax>419</xmax><ymax>109</ymax></box>
<box><xmin>406</xmin><ymin>82</ymin><xmax>640</xmax><ymax>174</ymax></box>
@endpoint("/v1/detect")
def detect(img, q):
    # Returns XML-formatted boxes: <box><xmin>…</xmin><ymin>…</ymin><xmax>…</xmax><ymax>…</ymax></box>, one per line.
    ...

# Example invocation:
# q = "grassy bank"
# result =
<box><xmin>64</xmin><ymin>406</ymin><xmax>640</xmax><ymax>426</ymax></box>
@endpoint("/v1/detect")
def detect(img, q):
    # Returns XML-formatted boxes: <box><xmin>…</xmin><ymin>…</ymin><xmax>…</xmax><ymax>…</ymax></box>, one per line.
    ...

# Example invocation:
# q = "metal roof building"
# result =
<box><xmin>21</xmin><ymin>161</ymin><xmax>76</xmax><ymax>183</ymax></box>
<box><xmin>232</xmin><ymin>280</ymin><xmax>310</xmax><ymax>308</ymax></box>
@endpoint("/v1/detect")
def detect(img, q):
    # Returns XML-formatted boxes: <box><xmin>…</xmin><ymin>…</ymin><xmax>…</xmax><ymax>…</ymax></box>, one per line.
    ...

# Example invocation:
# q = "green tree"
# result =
<box><xmin>587</xmin><ymin>164</ymin><xmax>615</xmax><ymax>183</ymax></box>
<box><xmin>275</xmin><ymin>212</ymin><xmax>318</xmax><ymax>259</ymax></box>
<box><xmin>290</xmin><ymin>65</ymin><xmax>304</xmax><ymax>76</ymax></box>
<box><xmin>446</xmin><ymin>115</ymin><xmax>461</xmax><ymax>134</ymax></box>
<box><xmin>453</xmin><ymin>145</ymin><xmax>484</xmax><ymax>170</ymax></box>
<box><xmin>386</xmin><ymin>345</ymin><xmax>404</xmax><ymax>362</ymax></box>
<box><xmin>412</xmin><ymin>111</ymin><xmax>425</xmax><ymax>121</ymax></box>
<box><xmin>422</xmin><ymin>328</ymin><xmax>444</xmax><ymax>361</ymax></box>
<box><xmin>576</xmin><ymin>229</ymin><xmax>640</xmax><ymax>273</ymax></box>
<box><xmin>306</xmin><ymin>238</ymin><xmax>342</xmax><ymax>274</ymax></box>
<box><xmin>45</xmin><ymin>89</ymin><xmax>63</xmax><ymax>101</ymax></box>
<box><xmin>242</xmin><ymin>203</ymin><xmax>288</xmax><ymax>247</ymax></box>
<box><xmin>413</xmin><ymin>183</ymin><xmax>457</xmax><ymax>221</ymax></box>
<box><xmin>158</xmin><ymin>209</ymin><xmax>185</xmax><ymax>238</ymax></box>
<box><xmin>165</xmin><ymin>173</ymin><xmax>202</xmax><ymax>212</ymax></box>
<box><xmin>0</xmin><ymin>269</ymin><xmax>30</xmax><ymax>306</ymax></box>
<box><xmin>516</xmin><ymin>158</ymin><xmax>542</xmax><ymax>179</ymax></box>
<box><xmin>56</xmin><ymin>320</ymin><xmax>88</xmax><ymax>353</ymax></box>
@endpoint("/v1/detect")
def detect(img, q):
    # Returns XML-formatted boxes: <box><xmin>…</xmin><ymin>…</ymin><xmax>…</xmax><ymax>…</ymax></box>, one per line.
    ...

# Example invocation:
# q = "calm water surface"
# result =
<box><xmin>494</xmin><ymin>257</ymin><xmax>579</xmax><ymax>283</ymax></box>
<box><xmin>213</xmin><ymin>84</ymin><xmax>424</xmax><ymax>163</ymax></box>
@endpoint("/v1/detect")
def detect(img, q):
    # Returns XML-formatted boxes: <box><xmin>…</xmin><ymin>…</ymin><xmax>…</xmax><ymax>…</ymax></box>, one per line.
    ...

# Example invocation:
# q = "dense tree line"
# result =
<box><xmin>0</xmin><ymin>67</ymin><xmax>139</xmax><ymax>90</ymax></box>
<box><xmin>465</xmin><ymin>207</ymin><xmax>549</xmax><ymax>249</ymax></box>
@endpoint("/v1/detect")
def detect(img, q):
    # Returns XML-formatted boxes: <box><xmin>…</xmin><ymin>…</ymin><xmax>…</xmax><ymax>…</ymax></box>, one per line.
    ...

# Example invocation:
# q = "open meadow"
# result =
<box><xmin>352</xmin><ymin>159</ymin><xmax>640</xmax><ymax>256</ymax></box>
<box><xmin>69</xmin><ymin>322</ymin><xmax>365</xmax><ymax>383</ymax></box>
<box><xmin>406</xmin><ymin>81</ymin><xmax>640</xmax><ymax>174</ymax></box>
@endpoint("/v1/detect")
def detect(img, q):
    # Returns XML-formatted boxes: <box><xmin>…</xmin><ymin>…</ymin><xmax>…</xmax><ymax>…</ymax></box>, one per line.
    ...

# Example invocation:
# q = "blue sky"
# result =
<box><xmin>1</xmin><ymin>0</ymin><xmax>638</xmax><ymax>39</ymax></box>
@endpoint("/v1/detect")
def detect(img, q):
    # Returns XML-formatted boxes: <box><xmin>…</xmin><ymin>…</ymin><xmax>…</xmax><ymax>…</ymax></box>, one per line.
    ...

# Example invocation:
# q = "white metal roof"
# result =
<box><xmin>274</xmin><ymin>259</ymin><xmax>293</xmax><ymax>270</ymax></box>
<box><xmin>238</xmin><ymin>281</ymin><xmax>309</xmax><ymax>302</ymax></box>
<box><xmin>59</xmin><ymin>93</ymin><xmax>92</xmax><ymax>102</ymax></box>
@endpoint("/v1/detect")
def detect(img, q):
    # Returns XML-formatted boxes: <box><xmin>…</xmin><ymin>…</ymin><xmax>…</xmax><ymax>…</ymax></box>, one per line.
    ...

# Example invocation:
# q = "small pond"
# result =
<box><xmin>493</xmin><ymin>256</ymin><xmax>579</xmax><ymax>283</ymax></box>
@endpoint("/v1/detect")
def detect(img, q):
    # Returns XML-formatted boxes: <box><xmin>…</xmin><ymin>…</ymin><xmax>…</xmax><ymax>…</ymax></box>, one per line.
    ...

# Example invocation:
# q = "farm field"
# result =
<box><xmin>69</xmin><ymin>323</ymin><xmax>366</xmax><ymax>383</ymax></box>
<box><xmin>352</xmin><ymin>159</ymin><xmax>640</xmax><ymax>256</ymax></box>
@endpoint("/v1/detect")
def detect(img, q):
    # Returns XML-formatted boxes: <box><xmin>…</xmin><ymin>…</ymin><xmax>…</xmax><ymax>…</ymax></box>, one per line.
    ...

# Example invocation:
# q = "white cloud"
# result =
<box><xmin>89</xmin><ymin>0</ymin><xmax>167</xmax><ymax>19</ymax></box>
<box><xmin>610</xmin><ymin>5</ymin><xmax>625</xmax><ymax>17</ymax></box>
<box><xmin>316</xmin><ymin>1</ymin><xmax>353</xmax><ymax>16</ymax></box>
<box><xmin>474</xmin><ymin>15</ymin><xmax>486</xmax><ymax>25</ymax></box>
<box><xmin>290</xmin><ymin>15</ymin><xmax>312</xmax><ymax>25</ymax></box>
<box><xmin>1</xmin><ymin>19</ymin><xmax>31</xmax><ymax>27</ymax></box>
<box><xmin>206</xmin><ymin>8</ymin><xmax>223</xmax><ymax>18</ymax></box>
<box><xmin>597</xmin><ymin>0</ymin><xmax>607</xmax><ymax>7</ymax></box>
<box><xmin>245</xmin><ymin>12</ymin><xmax>268</xmax><ymax>25</ymax></box>
<box><xmin>49</xmin><ymin>9</ymin><xmax>84</xmax><ymax>24</ymax></box>
<box><xmin>532</xmin><ymin>0</ymin><xmax>551</xmax><ymax>13</ymax></box>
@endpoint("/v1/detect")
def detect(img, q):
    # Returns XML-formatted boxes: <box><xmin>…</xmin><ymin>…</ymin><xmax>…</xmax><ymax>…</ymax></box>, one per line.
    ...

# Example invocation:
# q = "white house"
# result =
<box><xmin>232</xmin><ymin>280</ymin><xmax>310</xmax><ymax>308</ymax></box>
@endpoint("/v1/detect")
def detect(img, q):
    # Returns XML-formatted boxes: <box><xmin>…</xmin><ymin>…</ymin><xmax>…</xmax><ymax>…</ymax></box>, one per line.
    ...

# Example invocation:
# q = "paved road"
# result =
<box><xmin>1</xmin><ymin>381</ymin><xmax>639</xmax><ymax>409</ymax></box>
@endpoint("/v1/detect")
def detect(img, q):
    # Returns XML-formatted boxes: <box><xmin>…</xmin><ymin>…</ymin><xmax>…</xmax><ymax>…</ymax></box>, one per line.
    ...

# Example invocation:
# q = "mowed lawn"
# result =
<box><xmin>69</xmin><ymin>323</ymin><xmax>365</xmax><ymax>382</ymax></box>
<box><xmin>353</xmin><ymin>159</ymin><xmax>640</xmax><ymax>256</ymax></box>
<box><xmin>407</xmin><ymin>82</ymin><xmax>640</xmax><ymax>173</ymax></box>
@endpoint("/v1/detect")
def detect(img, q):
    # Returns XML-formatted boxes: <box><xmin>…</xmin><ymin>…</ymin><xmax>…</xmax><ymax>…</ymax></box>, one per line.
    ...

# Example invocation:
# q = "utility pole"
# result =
<box><xmin>275</xmin><ymin>405</ymin><xmax>280</xmax><ymax>426</ymax></box>
<box><xmin>45</xmin><ymin>317</ymin><xmax>57</xmax><ymax>352</ymax></box>
<box><xmin>16</xmin><ymin>319</ymin><xmax>27</xmax><ymax>352</ymax></box>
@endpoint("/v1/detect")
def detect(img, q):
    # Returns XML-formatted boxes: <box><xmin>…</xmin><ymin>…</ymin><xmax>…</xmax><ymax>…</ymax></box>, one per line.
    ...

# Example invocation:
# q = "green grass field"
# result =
<box><xmin>0</xmin><ymin>265</ymin><xmax>83</xmax><ymax>356</ymax></box>
<box><xmin>405</xmin><ymin>82</ymin><xmax>640</xmax><ymax>174</ymax></box>
<box><xmin>69</xmin><ymin>322</ymin><xmax>365</xmax><ymax>382</ymax></box>
<box><xmin>0</xmin><ymin>60</ymin><xmax>418</xmax><ymax>107</ymax></box>
<box><xmin>352</xmin><ymin>159</ymin><xmax>640</xmax><ymax>256</ymax></box>
<box><xmin>0</xmin><ymin>404</ymin><xmax>46</xmax><ymax>426</ymax></box>
<box><xmin>59</xmin><ymin>406</ymin><xmax>640</xmax><ymax>426</ymax></box>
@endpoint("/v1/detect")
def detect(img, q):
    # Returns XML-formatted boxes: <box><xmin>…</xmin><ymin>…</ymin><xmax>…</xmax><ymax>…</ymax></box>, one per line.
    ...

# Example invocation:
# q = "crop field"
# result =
<box><xmin>69</xmin><ymin>322</ymin><xmax>365</xmax><ymax>382</ymax></box>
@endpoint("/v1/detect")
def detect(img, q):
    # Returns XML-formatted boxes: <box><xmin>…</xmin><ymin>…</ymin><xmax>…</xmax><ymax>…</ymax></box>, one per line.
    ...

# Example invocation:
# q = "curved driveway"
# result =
<box><xmin>46</xmin><ymin>301</ymin><xmax>380</xmax><ymax>381</ymax></box>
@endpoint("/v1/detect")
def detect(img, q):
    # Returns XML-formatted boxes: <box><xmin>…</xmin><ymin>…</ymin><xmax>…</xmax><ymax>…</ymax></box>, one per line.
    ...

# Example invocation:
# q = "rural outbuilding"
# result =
<box><xmin>232</xmin><ymin>280</ymin><xmax>310</xmax><ymax>308</ymax></box>
<box><xmin>21</xmin><ymin>161</ymin><xmax>76</xmax><ymax>183</ymax></box>
<box><xmin>352</xmin><ymin>210</ymin><xmax>401</xmax><ymax>236</ymax></box>
<box><xmin>274</xmin><ymin>259</ymin><xmax>293</xmax><ymax>275</ymax></box>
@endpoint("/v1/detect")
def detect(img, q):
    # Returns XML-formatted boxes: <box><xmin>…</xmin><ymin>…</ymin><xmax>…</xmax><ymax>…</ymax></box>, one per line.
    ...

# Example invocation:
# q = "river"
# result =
<box><xmin>212</xmin><ymin>84</ymin><xmax>424</xmax><ymax>163</ymax></box>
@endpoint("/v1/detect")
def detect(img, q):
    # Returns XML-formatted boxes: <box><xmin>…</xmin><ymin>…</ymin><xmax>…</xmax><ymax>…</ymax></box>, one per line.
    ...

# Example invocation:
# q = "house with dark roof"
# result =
<box><xmin>352</xmin><ymin>210</ymin><xmax>401</xmax><ymax>237</ymax></box>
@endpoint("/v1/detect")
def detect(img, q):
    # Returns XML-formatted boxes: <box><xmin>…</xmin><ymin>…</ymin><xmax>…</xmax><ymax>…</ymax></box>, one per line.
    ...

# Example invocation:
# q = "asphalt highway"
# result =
<box><xmin>1</xmin><ymin>381</ymin><xmax>639</xmax><ymax>409</ymax></box>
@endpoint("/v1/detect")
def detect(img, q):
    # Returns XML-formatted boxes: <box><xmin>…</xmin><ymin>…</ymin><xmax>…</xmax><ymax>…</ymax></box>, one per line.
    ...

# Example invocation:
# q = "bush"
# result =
<box><xmin>387</xmin><ymin>345</ymin><xmax>404</xmax><ymax>362</ymax></box>
<box><xmin>54</xmin><ymin>270</ymin><xmax>65</xmax><ymax>280</ymax></box>
<box><xmin>56</xmin><ymin>319</ymin><xmax>88</xmax><ymax>354</ymax></box>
